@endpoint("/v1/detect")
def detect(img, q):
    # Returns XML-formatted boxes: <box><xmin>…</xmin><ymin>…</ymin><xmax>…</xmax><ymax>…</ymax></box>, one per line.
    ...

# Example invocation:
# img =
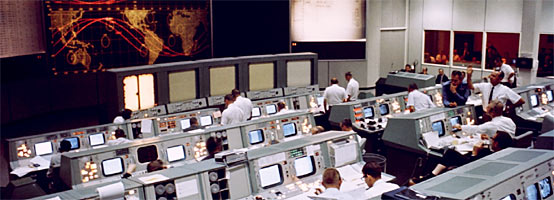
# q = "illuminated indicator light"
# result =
<box><xmin>292</xmin><ymin>43</ymin><xmax>297</xmax><ymax>46</ymax></box>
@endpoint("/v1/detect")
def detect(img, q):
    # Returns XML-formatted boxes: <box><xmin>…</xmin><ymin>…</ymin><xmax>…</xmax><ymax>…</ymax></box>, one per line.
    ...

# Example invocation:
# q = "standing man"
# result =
<box><xmin>345</xmin><ymin>72</ymin><xmax>359</xmax><ymax>101</ymax></box>
<box><xmin>442</xmin><ymin>70</ymin><xmax>471</xmax><ymax>107</ymax></box>
<box><xmin>407</xmin><ymin>83</ymin><xmax>435</xmax><ymax>112</ymax></box>
<box><xmin>232</xmin><ymin>89</ymin><xmax>253</xmax><ymax>121</ymax></box>
<box><xmin>221</xmin><ymin>94</ymin><xmax>244</xmax><ymax>125</ymax></box>
<box><xmin>323</xmin><ymin>78</ymin><xmax>347</xmax><ymax>112</ymax></box>
<box><xmin>495</xmin><ymin>59</ymin><xmax>516</xmax><ymax>88</ymax></box>
<box><xmin>435</xmin><ymin>68</ymin><xmax>449</xmax><ymax>84</ymax></box>
<box><xmin>468</xmin><ymin>70</ymin><xmax>524</xmax><ymax>113</ymax></box>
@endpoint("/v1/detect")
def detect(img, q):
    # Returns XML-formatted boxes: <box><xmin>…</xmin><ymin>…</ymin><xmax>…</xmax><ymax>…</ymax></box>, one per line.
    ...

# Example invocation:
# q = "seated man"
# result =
<box><xmin>363</xmin><ymin>162</ymin><xmax>399</xmax><ymax>199</ymax></box>
<box><xmin>453</xmin><ymin>100</ymin><xmax>516</xmax><ymax>138</ymax></box>
<box><xmin>412</xmin><ymin>131</ymin><xmax>513</xmax><ymax>184</ymax></box>
<box><xmin>107</xmin><ymin>129</ymin><xmax>131</xmax><ymax>146</ymax></box>
<box><xmin>442</xmin><ymin>70</ymin><xmax>471</xmax><ymax>107</ymax></box>
<box><xmin>182</xmin><ymin>118</ymin><xmax>201</xmax><ymax>132</ymax></box>
<box><xmin>407</xmin><ymin>83</ymin><xmax>435</xmax><ymax>112</ymax></box>
<box><xmin>147</xmin><ymin>160</ymin><xmax>167</xmax><ymax>173</ymax></box>
<box><xmin>276</xmin><ymin>101</ymin><xmax>292</xmax><ymax>115</ymax></box>
<box><xmin>47</xmin><ymin>140</ymin><xmax>72</xmax><ymax>192</ymax></box>
<box><xmin>202</xmin><ymin>137</ymin><xmax>223</xmax><ymax>161</ymax></box>
<box><xmin>315</xmin><ymin>168</ymin><xmax>354</xmax><ymax>200</ymax></box>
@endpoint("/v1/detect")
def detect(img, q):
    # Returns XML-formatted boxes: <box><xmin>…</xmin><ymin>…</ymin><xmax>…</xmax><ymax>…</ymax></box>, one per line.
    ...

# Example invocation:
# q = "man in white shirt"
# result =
<box><xmin>113</xmin><ymin>109</ymin><xmax>132</xmax><ymax>124</ymax></box>
<box><xmin>496</xmin><ymin>59</ymin><xmax>515</xmax><ymax>87</ymax></box>
<box><xmin>221</xmin><ymin>94</ymin><xmax>245</xmax><ymax>125</ymax></box>
<box><xmin>275</xmin><ymin>101</ymin><xmax>292</xmax><ymax>115</ymax></box>
<box><xmin>362</xmin><ymin>162</ymin><xmax>399</xmax><ymax>199</ymax></box>
<box><xmin>453</xmin><ymin>100</ymin><xmax>516</xmax><ymax>138</ymax></box>
<box><xmin>407</xmin><ymin>83</ymin><xmax>435</xmax><ymax>112</ymax></box>
<box><xmin>107</xmin><ymin>129</ymin><xmax>131</xmax><ymax>146</ymax></box>
<box><xmin>323</xmin><ymin>78</ymin><xmax>347</xmax><ymax>112</ymax></box>
<box><xmin>232</xmin><ymin>89</ymin><xmax>253</xmax><ymax>121</ymax></box>
<box><xmin>47</xmin><ymin>140</ymin><xmax>72</xmax><ymax>192</ymax></box>
<box><xmin>345</xmin><ymin>72</ymin><xmax>359</xmax><ymax>101</ymax></box>
<box><xmin>468</xmin><ymin>69</ymin><xmax>524</xmax><ymax>112</ymax></box>
<box><xmin>315</xmin><ymin>168</ymin><xmax>355</xmax><ymax>200</ymax></box>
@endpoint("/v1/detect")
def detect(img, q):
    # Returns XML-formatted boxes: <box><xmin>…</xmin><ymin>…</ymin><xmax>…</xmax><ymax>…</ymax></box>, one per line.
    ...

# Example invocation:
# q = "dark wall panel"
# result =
<box><xmin>49</xmin><ymin>73</ymin><xmax>99</xmax><ymax>111</ymax></box>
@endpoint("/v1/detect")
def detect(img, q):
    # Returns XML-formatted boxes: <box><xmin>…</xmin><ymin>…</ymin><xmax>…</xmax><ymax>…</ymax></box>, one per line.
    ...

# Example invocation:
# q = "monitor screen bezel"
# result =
<box><xmin>259</xmin><ymin>164</ymin><xmax>284</xmax><ymax>189</ymax></box>
<box><xmin>266</xmin><ymin>104</ymin><xmax>278</xmax><ymax>115</ymax></box>
<box><xmin>248</xmin><ymin>129</ymin><xmax>265</xmax><ymax>145</ymax></box>
<box><xmin>166</xmin><ymin>145</ymin><xmax>186</xmax><ymax>163</ymax></box>
<box><xmin>547</xmin><ymin>90</ymin><xmax>553</xmax><ymax>102</ymax></box>
<box><xmin>64</xmin><ymin>137</ymin><xmax>80</xmax><ymax>150</ymax></box>
<box><xmin>379</xmin><ymin>104</ymin><xmax>390</xmax><ymax>115</ymax></box>
<box><xmin>294</xmin><ymin>156</ymin><xmax>317</xmax><ymax>179</ymax></box>
<box><xmin>449</xmin><ymin>116</ymin><xmax>462</xmax><ymax>132</ymax></box>
<box><xmin>251</xmin><ymin>107</ymin><xmax>262</xmax><ymax>118</ymax></box>
<box><xmin>283</xmin><ymin>122</ymin><xmax>298</xmax><ymax>137</ymax></box>
<box><xmin>137</xmin><ymin>145</ymin><xmax>159</xmax><ymax>164</ymax></box>
<box><xmin>432</xmin><ymin>120</ymin><xmax>445</xmax><ymax>137</ymax></box>
<box><xmin>539</xmin><ymin>176</ymin><xmax>553</xmax><ymax>199</ymax></box>
<box><xmin>199</xmin><ymin>115</ymin><xmax>213</xmax><ymax>126</ymax></box>
<box><xmin>526</xmin><ymin>183</ymin><xmax>540</xmax><ymax>200</ymax></box>
<box><xmin>363</xmin><ymin>107</ymin><xmax>374</xmax><ymax>119</ymax></box>
<box><xmin>88</xmin><ymin>133</ymin><xmax>106</xmax><ymax>146</ymax></box>
<box><xmin>101</xmin><ymin>157</ymin><xmax>125</xmax><ymax>177</ymax></box>
<box><xmin>530</xmin><ymin>94</ymin><xmax>539</xmax><ymax>107</ymax></box>
<box><xmin>34</xmin><ymin>141</ymin><xmax>54</xmax><ymax>156</ymax></box>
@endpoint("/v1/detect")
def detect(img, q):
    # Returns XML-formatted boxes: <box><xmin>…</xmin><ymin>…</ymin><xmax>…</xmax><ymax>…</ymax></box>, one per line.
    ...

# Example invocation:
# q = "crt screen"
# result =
<box><xmin>200</xmin><ymin>116</ymin><xmax>213</xmax><ymax>126</ymax></box>
<box><xmin>137</xmin><ymin>145</ymin><xmax>158</xmax><ymax>163</ymax></box>
<box><xmin>259</xmin><ymin>164</ymin><xmax>283</xmax><ymax>188</ymax></box>
<box><xmin>101</xmin><ymin>157</ymin><xmax>124</xmax><ymax>176</ymax></box>
<box><xmin>64</xmin><ymin>137</ymin><xmax>80</xmax><ymax>150</ymax></box>
<box><xmin>379</xmin><ymin>104</ymin><xmax>389</xmax><ymax>115</ymax></box>
<box><xmin>167</xmin><ymin>145</ymin><xmax>186</xmax><ymax>162</ymax></box>
<box><xmin>432</xmin><ymin>121</ymin><xmax>445</xmax><ymax>137</ymax></box>
<box><xmin>449</xmin><ymin>116</ymin><xmax>461</xmax><ymax>132</ymax></box>
<box><xmin>251</xmin><ymin>107</ymin><xmax>262</xmax><ymax>117</ymax></box>
<box><xmin>180</xmin><ymin>119</ymin><xmax>191</xmax><ymax>129</ymax></box>
<box><xmin>89</xmin><ymin>133</ymin><xmax>105</xmax><ymax>146</ymax></box>
<box><xmin>283</xmin><ymin>123</ymin><xmax>297</xmax><ymax>137</ymax></box>
<box><xmin>266</xmin><ymin>104</ymin><xmax>277</xmax><ymax>115</ymax></box>
<box><xmin>317</xmin><ymin>96</ymin><xmax>324</xmax><ymax>106</ymax></box>
<box><xmin>539</xmin><ymin>177</ymin><xmax>553</xmax><ymax>199</ymax></box>
<box><xmin>527</xmin><ymin>183</ymin><xmax>539</xmax><ymax>200</ymax></box>
<box><xmin>248</xmin><ymin>129</ymin><xmax>264</xmax><ymax>144</ymax></box>
<box><xmin>531</xmin><ymin>94</ymin><xmax>539</xmax><ymax>107</ymax></box>
<box><xmin>363</xmin><ymin>107</ymin><xmax>374</xmax><ymax>118</ymax></box>
<box><xmin>547</xmin><ymin>90</ymin><xmax>553</xmax><ymax>102</ymax></box>
<box><xmin>34</xmin><ymin>142</ymin><xmax>53</xmax><ymax>156</ymax></box>
<box><xmin>294</xmin><ymin>156</ymin><xmax>315</xmax><ymax>178</ymax></box>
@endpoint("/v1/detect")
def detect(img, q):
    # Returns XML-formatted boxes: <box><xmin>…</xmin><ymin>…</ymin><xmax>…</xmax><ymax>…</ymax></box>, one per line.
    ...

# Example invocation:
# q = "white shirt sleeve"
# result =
<box><xmin>461</xmin><ymin>122</ymin><xmax>497</xmax><ymax>137</ymax></box>
<box><xmin>505</xmin><ymin>88</ymin><xmax>522</xmax><ymax>104</ymax></box>
<box><xmin>221</xmin><ymin>110</ymin><xmax>230</xmax><ymax>125</ymax></box>
<box><xmin>472</xmin><ymin>83</ymin><xmax>486</xmax><ymax>94</ymax></box>
<box><xmin>427</xmin><ymin>95</ymin><xmax>436</xmax><ymax>108</ymax></box>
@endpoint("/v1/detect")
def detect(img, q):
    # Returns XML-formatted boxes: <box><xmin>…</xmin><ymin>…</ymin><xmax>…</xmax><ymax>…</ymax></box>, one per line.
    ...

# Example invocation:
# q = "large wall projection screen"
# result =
<box><xmin>291</xmin><ymin>0</ymin><xmax>366</xmax><ymax>41</ymax></box>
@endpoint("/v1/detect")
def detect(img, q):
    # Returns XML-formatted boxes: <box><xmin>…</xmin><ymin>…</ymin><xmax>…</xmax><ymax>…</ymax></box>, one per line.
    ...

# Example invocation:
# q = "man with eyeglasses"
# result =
<box><xmin>362</xmin><ymin>162</ymin><xmax>399</xmax><ymax>199</ymax></box>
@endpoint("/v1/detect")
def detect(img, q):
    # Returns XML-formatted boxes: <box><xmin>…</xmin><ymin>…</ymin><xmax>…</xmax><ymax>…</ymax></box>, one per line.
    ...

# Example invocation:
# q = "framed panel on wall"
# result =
<box><xmin>485</xmin><ymin>32</ymin><xmax>520</xmax><ymax>70</ymax></box>
<box><xmin>249</xmin><ymin>63</ymin><xmax>275</xmax><ymax>91</ymax></box>
<box><xmin>210</xmin><ymin>65</ymin><xmax>236</xmax><ymax>96</ymax></box>
<box><xmin>123</xmin><ymin>74</ymin><xmax>156</xmax><ymax>111</ymax></box>
<box><xmin>423</xmin><ymin>30</ymin><xmax>450</xmax><ymax>65</ymax></box>
<box><xmin>168</xmin><ymin>70</ymin><xmax>197</xmax><ymax>103</ymax></box>
<box><xmin>538</xmin><ymin>34</ymin><xmax>554</xmax><ymax>77</ymax></box>
<box><xmin>286</xmin><ymin>60</ymin><xmax>311</xmax><ymax>87</ymax></box>
<box><xmin>453</xmin><ymin>31</ymin><xmax>483</xmax><ymax>68</ymax></box>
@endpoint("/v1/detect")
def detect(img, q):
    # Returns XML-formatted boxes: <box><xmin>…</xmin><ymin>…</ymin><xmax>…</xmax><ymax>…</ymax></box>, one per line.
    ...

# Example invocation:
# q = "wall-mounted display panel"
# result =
<box><xmin>249</xmin><ymin>63</ymin><xmax>274</xmax><ymax>91</ymax></box>
<box><xmin>210</xmin><ymin>66</ymin><xmax>236</xmax><ymax>96</ymax></box>
<box><xmin>286</xmin><ymin>60</ymin><xmax>311</xmax><ymax>87</ymax></box>
<box><xmin>124</xmin><ymin>74</ymin><xmax>155</xmax><ymax>111</ymax></box>
<box><xmin>169</xmin><ymin>70</ymin><xmax>196</xmax><ymax>102</ymax></box>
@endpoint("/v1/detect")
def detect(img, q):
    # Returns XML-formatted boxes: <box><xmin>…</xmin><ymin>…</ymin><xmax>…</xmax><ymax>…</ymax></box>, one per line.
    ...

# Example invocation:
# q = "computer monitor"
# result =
<box><xmin>363</xmin><ymin>107</ymin><xmax>374</xmax><ymax>118</ymax></box>
<box><xmin>101</xmin><ymin>157</ymin><xmax>124</xmax><ymax>176</ymax></box>
<box><xmin>166</xmin><ymin>145</ymin><xmax>186</xmax><ymax>162</ymax></box>
<box><xmin>266</xmin><ymin>104</ymin><xmax>277</xmax><ymax>115</ymax></box>
<box><xmin>527</xmin><ymin>183</ymin><xmax>540</xmax><ymax>200</ymax></box>
<box><xmin>200</xmin><ymin>115</ymin><xmax>213</xmax><ymax>126</ymax></box>
<box><xmin>137</xmin><ymin>145</ymin><xmax>158</xmax><ymax>163</ymax></box>
<box><xmin>432</xmin><ymin>121</ymin><xmax>445</xmax><ymax>137</ymax></box>
<box><xmin>500</xmin><ymin>194</ymin><xmax>516</xmax><ymax>200</ymax></box>
<box><xmin>294</xmin><ymin>156</ymin><xmax>316</xmax><ymax>178</ymax></box>
<box><xmin>63</xmin><ymin>137</ymin><xmax>80</xmax><ymax>150</ymax></box>
<box><xmin>539</xmin><ymin>177</ymin><xmax>553</xmax><ymax>199</ymax></box>
<box><xmin>283</xmin><ymin>123</ymin><xmax>297</xmax><ymax>137</ymax></box>
<box><xmin>379</xmin><ymin>104</ymin><xmax>389</xmax><ymax>115</ymax></box>
<box><xmin>259</xmin><ymin>164</ymin><xmax>283</xmax><ymax>189</ymax></box>
<box><xmin>180</xmin><ymin>119</ymin><xmax>191</xmax><ymax>129</ymax></box>
<box><xmin>547</xmin><ymin>90</ymin><xmax>553</xmax><ymax>102</ymax></box>
<box><xmin>530</xmin><ymin>94</ymin><xmax>539</xmax><ymax>107</ymax></box>
<box><xmin>88</xmin><ymin>133</ymin><xmax>105</xmax><ymax>146</ymax></box>
<box><xmin>34</xmin><ymin>141</ymin><xmax>53</xmax><ymax>156</ymax></box>
<box><xmin>251</xmin><ymin>107</ymin><xmax>262</xmax><ymax>118</ymax></box>
<box><xmin>449</xmin><ymin>116</ymin><xmax>462</xmax><ymax>132</ymax></box>
<box><xmin>248</xmin><ymin>129</ymin><xmax>264</xmax><ymax>145</ymax></box>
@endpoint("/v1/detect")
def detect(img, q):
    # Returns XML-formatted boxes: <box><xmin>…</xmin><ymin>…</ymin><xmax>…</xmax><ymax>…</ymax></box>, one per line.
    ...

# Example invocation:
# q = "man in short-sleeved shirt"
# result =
<box><xmin>345</xmin><ymin>72</ymin><xmax>359</xmax><ymax>101</ymax></box>
<box><xmin>407</xmin><ymin>83</ymin><xmax>435</xmax><ymax>112</ymax></box>
<box><xmin>469</xmin><ymin>71</ymin><xmax>524</xmax><ymax>112</ymax></box>
<box><xmin>497</xmin><ymin>61</ymin><xmax>515</xmax><ymax>86</ymax></box>
<box><xmin>232</xmin><ymin>89</ymin><xmax>253</xmax><ymax>121</ymax></box>
<box><xmin>221</xmin><ymin>94</ymin><xmax>245</xmax><ymax>125</ymax></box>
<box><xmin>323</xmin><ymin>78</ymin><xmax>347</xmax><ymax>112</ymax></box>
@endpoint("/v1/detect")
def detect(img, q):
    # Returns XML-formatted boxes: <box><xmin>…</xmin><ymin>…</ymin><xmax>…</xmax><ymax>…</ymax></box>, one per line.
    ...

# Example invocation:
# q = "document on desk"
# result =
<box><xmin>10</xmin><ymin>166</ymin><xmax>35</xmax><ymax>177</ymax></box>
<box><xmin>138</xmin><ymin>174</ymin><xmax>169</xmax><ymax>184</ymax></box>
<box><xmin>45</xmin><ymin>196</ymin><xmax>61</xmax><ymax>200</ymax></box>
<box><xmin>140</xmin><ymin>119</ymin><xmax>152</xmax><ymax>133</ymax></box>
<box><xmin>334</xmin><ymin>142</ymin><xmax>357</xmax><ymax>167</ymax></box>
<box><xmin>30</xmin><ymin>156</ymin><xmax>50</xmax><ymax>167</ymax></box>
<box><xmin>337</xmin><ymin>165</ymin><xmax>361</xmax><ymax>182</ymax></box>
<box><xmin>422</xmin><ymin>132</ymin><xmax>440</xmax><ymax>148</ymax></box>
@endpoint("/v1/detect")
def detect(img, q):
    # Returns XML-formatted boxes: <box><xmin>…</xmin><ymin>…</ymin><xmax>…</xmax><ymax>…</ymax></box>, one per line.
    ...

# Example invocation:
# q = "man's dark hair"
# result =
<box><xmin>147</xmin><ymin>160</ymin><xmax>165</xmax><ymax>172</ymax></box>
<box><xmin>361</xmin><ymin>162</ymin><xmax>382</xmax><ymax>179</ymax></box>
<box><xmin>493</xmin><ymin>131</ymin><xmax>513</xmax><ymax>150</ymax></box>
<box><xmin>330</xmin><ymin>78</ymin><xmax>339</xmax><ymax>84</ymax></box>
<box><xmin>122</xmin><ymin>109</ymin><xmax>133</xmax><ymax>120</ymax></box>
<box><xmin>408</xmin><ymin>83</ymin><xmax>418</xmax><ymax>91</ymax></box>
<box><xmin>190</xmin><ymin>118</ymin><xmax>198</xmax><ymax>125</ymax></box>
<box><xmin>277</xmin><ymin>101</ymin><xmax>286</xmax><ymax>111</ymax></box>
<box><xmin>231</xmin><ymin>89</ymin><xmax>241</xmax><ymax>98</ymax></box>
<box><xmin>451</xmin><ymin>70</ymin><xmax>462</xmax><ymax>78</ymax></box>
<box><xmin>498</xmin><ymin>71</ymin><xmax>505</xmax><ymax>79</ymax></box>
<box><xmin>59</xmin><ymin>140</ymin><xmax>72</xmax><ymax>152</ymax></box>
<box><xmin>115</xmin><ymin>129</ymin><xmax>126</xmax><ymax>139</ymax></box>
<box><xmin>206</xmin><ymin>137</ymin><xmax>222</xmax><ymax>155</ymax></box>
<box><xmin>345</xmin><ymin>72</ymin><xmax>352</xmax><ymax>77</ymax></box>
<box><xmin>224</xmin><ymin>94</ymin><xmax>235</xmax><ymax>101</ymax></box>
<box><xmin>341</xmin><ymin>118</ymin><xmax>352</xmax><ymax>128</ymax></box>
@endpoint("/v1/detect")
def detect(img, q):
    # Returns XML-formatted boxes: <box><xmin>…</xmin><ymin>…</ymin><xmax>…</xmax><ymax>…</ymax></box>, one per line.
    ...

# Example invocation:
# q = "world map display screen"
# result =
<box><xmin>45</xmin><ymin>0</ymin><xmax>211</xmax><ymax>74</ymax></box>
